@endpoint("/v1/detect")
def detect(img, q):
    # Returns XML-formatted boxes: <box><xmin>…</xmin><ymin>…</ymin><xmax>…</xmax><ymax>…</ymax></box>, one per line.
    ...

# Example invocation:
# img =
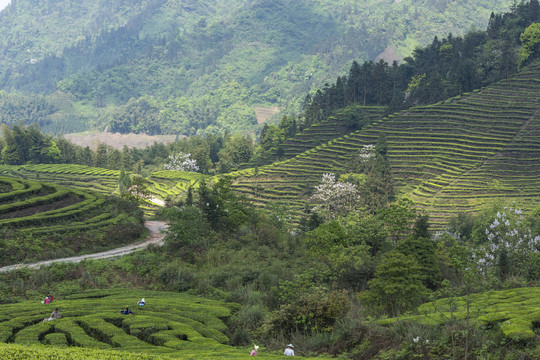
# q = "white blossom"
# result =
<box><xmin>311</xmin><ymin>173</ymin><xmax>361</xmax><ymax>217</ymax></box>
<box><xmin>164</xmin><ymin>152</ymin><xmax>199</xmax><ymax>172</ymax></box>
<box><xmin>358</xmin><ymin>144</ymin><xmax>376</xmax><ymax>162</ymax></box>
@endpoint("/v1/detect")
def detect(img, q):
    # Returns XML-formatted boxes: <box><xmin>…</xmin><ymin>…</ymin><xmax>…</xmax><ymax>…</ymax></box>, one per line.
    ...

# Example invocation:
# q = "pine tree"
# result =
<box><xmin>118</xmin><ymin>169</ymin><xmax>131</xmax><ymax>193</ymax></box>
<box><xmin>94</xmin><ymin>143</ymin><xmax>108</xmax><ymax>168</ymax></box>
<box><xmin>364</xmin><ymin>251</ymin><xmax>429</xmax><ymax>316</ymax></box>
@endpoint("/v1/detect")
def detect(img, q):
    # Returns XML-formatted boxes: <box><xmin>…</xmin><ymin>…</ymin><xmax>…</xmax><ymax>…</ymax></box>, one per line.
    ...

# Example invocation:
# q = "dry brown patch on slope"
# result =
<box><xmin>254</xmin><ymin>106</ymin><xmax>280</xmax><ymax>124</ymax></box>
<box><xmin>64</xmin><ymin>132</ymin><xmax>179</xmax><ymax>150</ymax></box>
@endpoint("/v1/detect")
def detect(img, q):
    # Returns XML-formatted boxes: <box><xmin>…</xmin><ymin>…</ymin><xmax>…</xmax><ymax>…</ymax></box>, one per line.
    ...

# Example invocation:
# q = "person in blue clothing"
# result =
<box><xmin>120</xmin><ymin>307</ymin><xmax>134</xmax><ymax>315</ymax></box>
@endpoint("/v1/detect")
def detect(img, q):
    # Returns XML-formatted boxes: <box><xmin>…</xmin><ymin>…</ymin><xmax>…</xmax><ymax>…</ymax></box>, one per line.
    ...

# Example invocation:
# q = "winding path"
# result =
<box><xmin>0</xmin><ymin>221</ymin><xmax>168</xmax><ymax>273</ymax></box>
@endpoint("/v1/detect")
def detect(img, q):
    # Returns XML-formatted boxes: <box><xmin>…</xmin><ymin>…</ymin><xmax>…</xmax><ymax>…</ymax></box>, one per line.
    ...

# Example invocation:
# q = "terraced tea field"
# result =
<box><xmin>0</xmin><ymin>289</ymin><xmax>326</xmax><ymax>359</ymax></box>
<box><xmin>379</xmin><ymin>287</ymin><xmax>540</xmax><ymax>355</ymax></box>
<box><xmin>0</xmin><ymin>175</ymin><xmax>145</xmax><ymax>266</ymax></box>
<box><xmin>0</xmin><ymin>176</ymin><xmax>139</xmax><ymax>235</ymax></box>
<box><xmin>0</xmin><ymin>164</ymin><xmax>208</xmax><ymax>216</ymax></box>
<box><xmin>0</xmin><ymin>164</ymin><xmax>119</xmax><ymax>194</ymax></box>
<box><xmin>231</xmin><ymin>62</ymin><xmax>540</xmax><ymax>229</ymax></box>
<box><xmin>247</xmin><ymin>106</ymin><xmax>386</xmax><ymax>167</ymax></box>
<box><xmin>0</xmin><ymin>289</ymin><xmax>236</xmax><ymax>358</ymax></box>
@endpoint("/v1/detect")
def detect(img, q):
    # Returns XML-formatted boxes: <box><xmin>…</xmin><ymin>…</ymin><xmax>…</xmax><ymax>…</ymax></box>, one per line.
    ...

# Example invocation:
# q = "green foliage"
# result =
<box><xmin>164</xmin><ymin>206</ymin><xmax>210</xmax><ymax>255</ymax></box>
<box><xmin>363</xmin><ymin>251</ymin><xmax>430</xmax><ymax>317</ymax></box>
<box><xmin>397</xmin><ymin>236</ymin><xmax>441</xmax><ymax>289</ymax></box>
<box><xmin>519</xmin><ymin>23</ymin><xmax>540</xmax><ymax>67</ymax></box>
<box><xmin>263</xmin><ymin>288</ymin><xmax>349</xmax><ymax>336</ymax></box>
<box><xmin>0</xmin><ymin>176</ymin><xmax>144</xmax><ymax>266</ymax></box>
<box><xmin>0</xmin><ymin>0</ymin><xmax>519</xmax><ymax>135</ymax></box>
<box><xmin>0</xmin><ymin>92</ymin><xmax>55</xmax><ymax>129</ymax></box>
<box><xmin>378</xmin><ymin>199</ymin><xmax>417</xmax><ymax>244</ymax></box>
<box><xmin>120</xmin><ymin>175</ymin><xmax>151</xmax><ymax>204</ymax></box>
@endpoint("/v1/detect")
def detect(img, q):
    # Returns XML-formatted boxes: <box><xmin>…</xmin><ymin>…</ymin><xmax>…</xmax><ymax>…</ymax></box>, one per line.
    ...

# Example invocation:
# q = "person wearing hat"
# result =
<box><xmin>250</xmin><ymin>344</ymin><xmax>259</xmax><ymax>356</ymax></box>
<box><xmin>284</xmin><ymin>344</ymin><xmax>294</xmax><ymax>356</ymax></box>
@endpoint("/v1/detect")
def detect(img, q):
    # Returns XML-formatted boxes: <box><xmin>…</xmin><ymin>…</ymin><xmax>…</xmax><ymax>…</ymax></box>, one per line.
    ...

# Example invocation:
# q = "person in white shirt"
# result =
<box><xmin>284</xmin><ymin>344</ymin><xmax>294</xmax><ymax>356</ymax></box>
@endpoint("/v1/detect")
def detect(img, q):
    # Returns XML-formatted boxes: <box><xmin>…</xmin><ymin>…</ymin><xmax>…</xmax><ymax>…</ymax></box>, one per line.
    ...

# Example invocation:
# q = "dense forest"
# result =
<box><xmin>2</xmin><ymin>1</ymin><xmax>540</xmax><ymax>175</ymax></box>
<box><xmin>0</xmin><ymin>0</ymin><xmax>513</xmax><ymax>135</ymax></box>
<box><xmin>269</xmin><ymin>0</ymin><xmax>540</xmax><ymax>137</ymax></box>
<box><xmin>0</xmin><ymin>123</ymin><xmax>255</xmax><ymax>176</ymax></box>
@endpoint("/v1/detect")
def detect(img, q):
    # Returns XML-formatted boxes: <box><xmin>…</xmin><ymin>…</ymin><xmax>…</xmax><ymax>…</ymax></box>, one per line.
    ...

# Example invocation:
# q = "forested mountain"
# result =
<box><xmin>0</xmin><ymin>0</ymin><xmax>513</xmax><ymax>134</ymax></box>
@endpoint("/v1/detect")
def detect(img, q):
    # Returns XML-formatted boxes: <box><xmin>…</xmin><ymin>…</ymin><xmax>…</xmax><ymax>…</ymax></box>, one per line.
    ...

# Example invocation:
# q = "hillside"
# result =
<box><xmin>229</xmin><ymin>61</ymin><xmax>540</xmax><ymax>229</ymax></box>
<box><xmin>0</xmin><ymin>289</ymin><xmax>241</xmax><ymax>359</ymax></box>
<box><xmin>0</xmin><ymin>173</ymin><xmax>145</xmax><ymax>266</ymax></box>
<box><xmin>0</xmin><ymin>164</ymin><xmax>208</xmax><ymax>217</ymax></box>
<box><xmin>379</xmin><ymin>287</ymin><xmax>540</xmax><ymax>347</ymax></box>
<box><xmin>0</xmin><ymin>0</ymin><xmax>513</xmax><ymax>134</ymax></box>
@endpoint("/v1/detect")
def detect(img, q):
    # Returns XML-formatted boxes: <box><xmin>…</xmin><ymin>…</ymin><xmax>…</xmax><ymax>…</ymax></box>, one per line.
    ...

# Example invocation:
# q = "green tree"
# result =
<box><xmin>56</xmin><ymin>137</ymin><xmax>77</xmax><ymax>164</ymax></box>
<box><xmin>362</xmin><ymin>133</ymin><xmax>394</xmax><ymax>211</ymax></box>
<box><xmin>121</xmin><ymin>145</ymin><xmax>134</xmax><ymax>170</ymax></box>
<box><xmin>259</xmin><ymin>124</ymin><xmax>284</xmax><ymax>151</ymax></box>
<box><xmin>519</xmin><ymin>23</ymin><xmax>540</xmax><ymax>67</ymax></box>
<box><xmin>0</xmin><ymin>125</ymin><xmax>19</xmax><ymax>165</ymax></box>
<box><xmin>303</xmin><ymin>221</ymin><xmax>348</xmax><ymax>259</ymax></box>
<box><xmin>397</xmin><ymin>235</ymin><xmax>441</xmax><ymax>289</ymax></box>
<box><xmin>378</xmin><ymin>198</ymin><xmax>417</xmax><ymax>244</ymax></box>
<box><xmin>363</xmin><ymin>251</ymin><xmax>429</xmax><ymax>316</ymax></box>
<box><xmin>106</xmin><ymin>148</ymin><xmax>123</xmax><ymax>169</ymax></box>
<box><xmin>121</xmin><ymin>175</ymin><xmax>150</xmax><ymax>204</ymax></box>
<box><xmin>94</xmin><ymin>143</ymin><xmax>108</xmax><ymax>168</ymax></box>
<box><xmin>117</xmin><ymin>169</ymin><xmax>131</xmax><ymax>194</ymax></box>
<box><xmin>342</xmin><ymin>210</ymin><xmax>389</xmax><ymax>257</ymax></box>
<box><xmin>46</xmin><ymin>140</ymin><xmax>61</xmax><ymax>163</ymax></box>
<box><xmin>76</xmin><ymin>146</ymin><xmax>94</xmax><ymax>166</ymax></box>
<box><xmin>164</xmin><ymin>205</ymin><xmax>210</xmax><ymax>254</ymax></box>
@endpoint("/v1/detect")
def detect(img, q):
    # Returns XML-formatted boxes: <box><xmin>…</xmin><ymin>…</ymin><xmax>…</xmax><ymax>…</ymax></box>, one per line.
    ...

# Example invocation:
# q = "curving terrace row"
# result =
<box><xmin>231</xmin><ymin>61</ymin><xmax>540</xmax><ymax>230</ymax></box>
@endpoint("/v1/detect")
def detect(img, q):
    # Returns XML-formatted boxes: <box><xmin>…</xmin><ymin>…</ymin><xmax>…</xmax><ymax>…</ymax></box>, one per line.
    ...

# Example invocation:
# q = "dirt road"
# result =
<box><xmin>0</xmin><ymin>221</ymin><xmax>168</xmax><ymax>273</ymax></box>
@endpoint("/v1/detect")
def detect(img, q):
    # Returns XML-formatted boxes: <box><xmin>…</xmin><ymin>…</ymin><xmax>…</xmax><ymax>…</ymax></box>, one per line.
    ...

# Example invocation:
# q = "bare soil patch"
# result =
<box><xmin>64</xmin><ymin>132</ymin><xmax>179</xmax><ymax>150</ymax></box>
<box><xmin>254</xmin><ymin>106</ymin><xmax>280</xmax><ymax>124</ymax></box>
<box><xmin>376</xmin><ymin>45</ymin><xmax>402</xmax><ymax>64</ymax></box>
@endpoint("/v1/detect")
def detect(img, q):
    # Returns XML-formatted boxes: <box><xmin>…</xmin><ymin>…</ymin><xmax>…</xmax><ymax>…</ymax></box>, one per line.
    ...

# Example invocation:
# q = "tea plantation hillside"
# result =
<box><xmin>379</xmin><ymin>287</ymin><xmax>540</xmax><ymax>356</ymax></box>
<box><xmin>0</xmin><ymin>175</ymin><xmax>146</xmax><ymax>266</ymax></box>
<box><xmin>0</xmin><ymin>164</ymin><xmax>209</xmax><ymax>216</ymax></box>
<box><xmin>0</xmin><ymin>289</ymin><xmax>235</xmax><ymax>358</ymax></box>
<box><xmin>230</xmin><ymin>61</ymin><xmax>540</xmax><ymax>229</ymax></box>
<box><xmin>249</xmin><ymin>106</ymin><xmax>387</xmax><ymax>167</ymax></box>
<box><xmin>0</xmin><ymin>289</ymin><xmax>325</xmax><ymax>359</ymax></box>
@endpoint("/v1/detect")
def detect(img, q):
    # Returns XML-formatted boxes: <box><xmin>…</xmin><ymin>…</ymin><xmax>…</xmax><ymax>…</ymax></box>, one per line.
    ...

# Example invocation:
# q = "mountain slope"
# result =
<box><xmin>0</xmin><ymin>0</ymin><xmax>513</xmax><ymax>134</ymax></box>
<box><xmin>229</xmin><ymin>61</ymin><xmax>540</xmax><ymax>229</ymax></box>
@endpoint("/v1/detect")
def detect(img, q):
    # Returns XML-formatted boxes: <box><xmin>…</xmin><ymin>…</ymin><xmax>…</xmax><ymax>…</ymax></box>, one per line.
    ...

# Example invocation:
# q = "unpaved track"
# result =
<box><xmin>0</xmin><ymin>221</ymin><xmax>168</xmax><ymax>273</ymax></box>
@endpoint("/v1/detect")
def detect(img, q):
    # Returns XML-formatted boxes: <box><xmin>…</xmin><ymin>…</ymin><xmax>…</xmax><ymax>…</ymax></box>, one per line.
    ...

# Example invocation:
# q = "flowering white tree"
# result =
<box><xmin>164</xmin><ymin>152</ymin><xmax>199</xmax><ymax>172</ymax></box>
<box><xmin>478</xmin><ymin>204</ymin><xmax>539</xmax><ymax>279</ymax></box>
<box><xmin>358</xmin><ymin>144</ymin><xmax>376</xmax><ymax>163</ymax></box>
<box><xmin>311</xmin><ymin>173</ymin><xmax>361</xmax><ymax>219</ymax></box>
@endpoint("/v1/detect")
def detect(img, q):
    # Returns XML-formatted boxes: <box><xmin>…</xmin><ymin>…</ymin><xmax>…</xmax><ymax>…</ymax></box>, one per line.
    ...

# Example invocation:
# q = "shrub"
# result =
<box><xmin>263</xmin><ymin>289</ymin><xmax>349</xmax><ymax>336</ymax></box>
